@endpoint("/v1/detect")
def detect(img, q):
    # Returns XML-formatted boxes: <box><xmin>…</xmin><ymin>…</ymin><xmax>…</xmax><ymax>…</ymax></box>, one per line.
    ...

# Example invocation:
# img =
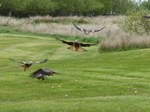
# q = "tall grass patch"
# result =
<box><xmin>99</xmin><ymin>35</ymin><xmax>150</xmax><ymax>52</ymax></box>
<box><xmin>0</xmin><ymin>16</ymin><xmax>150</xmax><ymax>52</ymax></box>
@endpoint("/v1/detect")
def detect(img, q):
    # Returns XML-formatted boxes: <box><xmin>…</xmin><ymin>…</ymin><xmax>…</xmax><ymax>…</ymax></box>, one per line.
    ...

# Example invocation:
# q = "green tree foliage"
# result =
<box><xmin>111</xmin><ymin>0</ymin><xmax>136</xmax><ymax>14</ymax></box>
<box><xmin>25</xmin><ymin>0</ymin><xmax>57</xmax><ymax>16</ymax></box>
<box><xmin>139</xmin><ymin>1</ymin><xmax>150</xmax><ymax>10</ymax></box>
<box><xmin>0</xmin><ymin>0</ymin><xmax>148</xmax><ymax>17</ymax></box>
<box><xmin>119</xmin><ymin>10</ymin><xmax>150</xmax><ymax>35</ymax></box>
<box><xmin>98</xmin><ymin>0</ymin><xmax>113</xmax><ymax>15</ymax></box>
<box><xmin>0</xmin><ymin>0</ymin><xmax>57</xmax><ymax>17</ymax></box>
<box><xmin>53</xmin><ymin>0</ymin><xmax>104</xmax><ymax>16</ymax></box>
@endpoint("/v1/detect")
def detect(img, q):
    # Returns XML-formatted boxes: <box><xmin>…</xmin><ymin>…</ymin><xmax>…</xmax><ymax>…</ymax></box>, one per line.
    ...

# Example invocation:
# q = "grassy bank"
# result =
<box><xmin>0</xmin><ymin>26</ymin><xmax>150</xmax><ymax>112</ymax></box>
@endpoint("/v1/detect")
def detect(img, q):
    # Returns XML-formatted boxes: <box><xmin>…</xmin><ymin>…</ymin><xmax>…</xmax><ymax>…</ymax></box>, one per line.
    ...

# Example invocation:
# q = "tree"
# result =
<box><xmin>139</xmin><ymin>1</ymin><xmax>150</xmax><ymax>10</ymax></box>
<box><xmin>119</xmin><ymin>10</ymin><xmax>150</xmax><ymax>35</ymax></box>
<box><xmin>25</xmin><ymin>0</ymin><xmax>57</xmax><ymax>17</ymax></box>
<box><xmin>0</xmin><ymin>0</ymin><xmax>142</xmax><ymax>17</ymax></box>
<box><xmin>111</xmin><ymin>0</ymin><xmax>136</xmax><ymax>14</ymax></box>
<box><xmin>53</xmin><ymin>0</ymin><xmax>104</xmax><ymax>16</ymax></box>
<box><xmin>99</xmin><ymin>0</ymin><xmax>113</xmax><ymax>15</ymax></box>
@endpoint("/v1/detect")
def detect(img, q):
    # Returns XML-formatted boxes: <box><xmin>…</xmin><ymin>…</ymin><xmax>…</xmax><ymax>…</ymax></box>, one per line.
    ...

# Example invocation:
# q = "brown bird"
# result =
<box><xmin>9</xmin><ymin>59</ymin><xmax>48</xmax><ymax>71</ymax></box>
<box><xmin>143</xmin><ymin>15</ymin><xmax>150</xmax><ymax>18</ymax></box>
<box><xmin>73</xmin><ymin>22</ymin><xmax>105</xmax><ymax>34</ymax></box>
<box><xmin>29</xmin><ymin>68</ymin><xmax>58</xmax><ymax>80</ymax></box>
<box><xmin>56</xmin><ymin>38</ymin><xmax>96</xmax><ymax>52</ymax></box>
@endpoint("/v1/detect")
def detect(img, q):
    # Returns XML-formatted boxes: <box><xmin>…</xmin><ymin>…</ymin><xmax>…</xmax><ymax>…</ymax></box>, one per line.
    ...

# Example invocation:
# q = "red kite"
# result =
<box><xmin>73</xmin><ymin>22</ymin><xmax>105</xmax><ymax>34</ymax></box>
<box><xmin>56</xmin><ymin>38</ymin><xmax>96</xmax><ymax>52</ymax></box>
<box><xmin>9</xmin><ymin>59</ymin><xmax>48</xmax><ymax>71</ymax></box>
<box><xmin>29</xmin><ymin>68</ymin><xmax>58</xmax><ymax>80</ymax></box>
<box><xmin>143</xmin><ymin>15</ymin><xmax>150</xmax><ymax>18</ymax></box>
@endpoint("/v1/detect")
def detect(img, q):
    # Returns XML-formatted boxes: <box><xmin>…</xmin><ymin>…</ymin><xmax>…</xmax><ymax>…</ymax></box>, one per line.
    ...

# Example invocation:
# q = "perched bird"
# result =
<box><xmin>29</xmin><ymin>68</ymin><xmax>58</xmax><ymax>80</ymax></box>
<box><xmin>9</xmin><ymin>59</ymin><xmax>48</xmax><ymax>71</ymax></box>
<box><xmin>143</xmin><ymin>15</ymin><xmax>150</xmax><ymax>18</ymax></box>
<box><xmin>56</xmin><ymin>38</ymin><xmax>96</xmax><ymax>52</ymax></box>
<box><xmin>73</xmin><ymin>22</ymin><xmax>105</xmax><ymax>34</ymax></box>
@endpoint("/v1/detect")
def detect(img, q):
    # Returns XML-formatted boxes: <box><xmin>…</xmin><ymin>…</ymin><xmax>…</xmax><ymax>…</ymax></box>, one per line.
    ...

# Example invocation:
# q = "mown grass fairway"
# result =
<box><xmin>0</xmin><ymin>27</ymin><xmax>150</xmax><ymax>112</ymax></box>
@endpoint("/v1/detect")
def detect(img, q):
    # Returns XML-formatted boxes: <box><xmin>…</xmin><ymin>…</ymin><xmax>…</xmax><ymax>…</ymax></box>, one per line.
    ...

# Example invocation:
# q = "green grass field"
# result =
<box><xmin>0</xmin><ymin>26</ymin><xmax>150</xmax><ymax>112</ymax></box>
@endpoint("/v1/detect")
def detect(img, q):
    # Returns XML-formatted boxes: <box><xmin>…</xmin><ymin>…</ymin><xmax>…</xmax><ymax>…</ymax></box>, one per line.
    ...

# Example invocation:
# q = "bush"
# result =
<box><xmin>119</xmin><ymin>10</ymin><xmax>150</xmax><ymax>35</ymax></box>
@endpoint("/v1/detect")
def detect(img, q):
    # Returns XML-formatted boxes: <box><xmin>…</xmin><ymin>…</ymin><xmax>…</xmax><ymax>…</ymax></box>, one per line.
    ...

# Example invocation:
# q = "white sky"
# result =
<box><xmin>133</xmin><ymin>0</ymin><xmax>148</xmax><ymax>2</ymax></box>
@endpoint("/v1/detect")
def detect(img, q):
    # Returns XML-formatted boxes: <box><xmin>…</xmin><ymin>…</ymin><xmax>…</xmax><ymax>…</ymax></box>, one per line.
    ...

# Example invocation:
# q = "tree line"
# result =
<box><xmin>0</xmin><ymin>0</ymin><xmax>149</xmax><ymax>17</ymax></box>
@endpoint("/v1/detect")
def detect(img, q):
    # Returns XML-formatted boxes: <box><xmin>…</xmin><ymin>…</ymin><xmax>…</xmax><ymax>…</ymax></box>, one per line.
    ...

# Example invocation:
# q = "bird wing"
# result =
<box><xmin>92</xmin><ymin>26</ymin><xmax>106</xmax><ymax>32</ymax></box>
<box><xmin>86</xmin><ymin>26</ymin><xmax>106</xmax><ymax>33</ymax></box>
<box><xmin>72</xmin><ymin>23</ymin><xmax>84</xmax><ymax>31</ymax></box>
<box><xmin>30</xmin><ymin>69</ymin><xmax>43</xmax><ymax>78</ymax></box>
<box><xmin>30</xmin><ymin>68</ymin><xmax>58</xmax><ymax>79</ymax></box>
<box><xmin>9</xmin><ymin>58</ymin><xmax>26</xmax><ymax>64</ymax></box>
<box><xmin>41</xmin><ymin>68</ymin><xmax>54</xmax><ymax>76</ymax></box>
<box><xmin>32</xmin><ymin>59</ymin><xmax>48</xmax><ymax>64</ymax></box>
<box><xmin>79</xmin><ymin>43</ymin><xmax>96</xmax><ymax>47</ymax></box>
<box><xmin>43</xmin><ymin>68</ymin><xmax>58</xmax><ymax>76</ymax></box>
<box><xmin>143</xmin><ymin>15</ymin><xmax>150</xmax><ymax>18</ymax></box>
<box><xmin>55</xmin><ymin>38</ymin><xmax>73</xmax><ymax>45</ymax></box>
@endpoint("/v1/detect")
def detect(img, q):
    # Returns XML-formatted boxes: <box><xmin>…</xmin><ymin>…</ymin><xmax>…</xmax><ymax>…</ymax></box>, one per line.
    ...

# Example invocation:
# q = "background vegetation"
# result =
<box><xmin>119</xmin><ymin>10</ymin><xmax>150</xmax><ymax>35</ymax></box>
<box><xmin>0</xmin><ymin>0</ymin><xmax>149</xmax><ymax>17</ymax></box>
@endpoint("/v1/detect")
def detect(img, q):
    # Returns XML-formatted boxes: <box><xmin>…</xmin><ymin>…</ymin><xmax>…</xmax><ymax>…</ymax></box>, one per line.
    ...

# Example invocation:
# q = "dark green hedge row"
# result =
<box><xmin>0</xmin><ymin>0</ymin><xmax>149</xmax><ymax>17</ymax></box>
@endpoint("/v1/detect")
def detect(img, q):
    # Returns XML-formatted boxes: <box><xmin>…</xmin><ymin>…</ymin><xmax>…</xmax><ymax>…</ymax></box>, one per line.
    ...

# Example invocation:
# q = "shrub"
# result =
<box><xmin>118</xmin><ymin>10</ymin><xmax>150</xmax><ymax>35</ymax></box>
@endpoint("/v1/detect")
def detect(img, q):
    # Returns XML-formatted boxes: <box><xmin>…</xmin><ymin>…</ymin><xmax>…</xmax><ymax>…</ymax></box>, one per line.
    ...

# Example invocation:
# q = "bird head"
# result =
<box><xmin>28</xmin><ymin>61</ymin><xmax>33</xmax><ymax>64</ymax></box>
<box><xmin>74</xmin><ymin>40</ymin><xmax>78</xmax><ymax>43</ymax></box>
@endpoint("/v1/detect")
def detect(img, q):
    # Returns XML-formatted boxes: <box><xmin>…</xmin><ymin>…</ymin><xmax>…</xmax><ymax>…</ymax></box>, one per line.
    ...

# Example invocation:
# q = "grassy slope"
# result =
<box><xmin>0</xmin><ymin>27</ymin><xmax>150</xmax><ymax>112</ymax></box>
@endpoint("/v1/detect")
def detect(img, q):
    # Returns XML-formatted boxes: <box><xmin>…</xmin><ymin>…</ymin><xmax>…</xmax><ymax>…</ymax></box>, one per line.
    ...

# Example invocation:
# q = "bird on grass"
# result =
<box><xmin>72</xmin><ymin>22</ymin><xmax>105</xmax><ymax>34</ymax></box>
<box><xmin>29</xmin><ymin>68</ymin><xmax>58</xmax><ymax>80</ymax></box>
<box><xmin>9</xmin><ymin>59</ymin><xmax>48</xmax><ymax>71</ymax></box>
<box><xmin>56</xmin><ymin>38</ymin><xmax>96</xmax><ymax>52</ymax></box>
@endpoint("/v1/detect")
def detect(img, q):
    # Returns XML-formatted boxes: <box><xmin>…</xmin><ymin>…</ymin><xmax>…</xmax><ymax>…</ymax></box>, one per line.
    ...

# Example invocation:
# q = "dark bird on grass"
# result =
<box><xmin>56</xmin><ymin>38</ymin><xmax>96</xmax><ymax>52</ymax></box>
<box><xmin>72</xmin><ymin>22</ymin><xmax>105</xmax><ymax>34</ymax></box>
<box><xmin>29</xmin><ymin>68</ymin><xmax>58</xmax><ymax>80</ymax></box>
<box><xmin>9</xmin><ymin>59</ymin><xmax>48</xmax><ymax>71</ymax></box>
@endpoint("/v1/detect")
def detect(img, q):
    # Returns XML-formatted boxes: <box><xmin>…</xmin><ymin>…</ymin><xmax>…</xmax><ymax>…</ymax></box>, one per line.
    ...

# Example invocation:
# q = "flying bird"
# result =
<box><xmin>143</xmin><ymin>15</ymin><xmax>150</xmax><ymax>18</ymax></box>
<box><xmin>72</xmin><ymin>22</ymin><xmax>105</xmax><ymax>34</ymax></box>
<box><xmin>56</xmin><ymin>38</ymin><xmax>96</xmax><ymax>52</ymax></box>
<box><xmin>29</xmin><ymin>68</ymin><xmax>58</xmax><ymax>80</ymax></box>
<box><xmin>9</xmin><ymin>59</ymin><xmax>48</xmax><ymax>71</ymax></box>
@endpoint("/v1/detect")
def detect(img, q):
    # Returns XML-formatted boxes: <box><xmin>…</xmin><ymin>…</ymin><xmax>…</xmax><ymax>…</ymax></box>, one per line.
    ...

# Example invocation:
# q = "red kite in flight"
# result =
<box><xmin>29</xmin><ymin>68</ymin><xmax>58</xmax><ymax>80</ymax></box>
<box><xmin>9</xmin><ymin>59</ymin><xmax>48</xmax><ymax>71</ymax></box>
<box><xmin>143</xmin><ymin>15</ymin><xmax>150</xmax><ymax>18</ymax></box>
<box><xmin>73</xmin><ymin>23</ymin><xmax>105</xmax><ymax>34</ymax></box>
<box><xmin>56</xmin><ymin>38</ymin><xmax>96</xmax><ymax>52</ymax></box>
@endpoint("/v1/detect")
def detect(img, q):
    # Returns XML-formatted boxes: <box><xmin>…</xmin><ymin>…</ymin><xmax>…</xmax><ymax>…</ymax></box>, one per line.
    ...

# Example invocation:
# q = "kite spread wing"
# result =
<box><xmin>73</xmin><ymin>23</ymin><xmax>105</xmax><ymax>33</ymax></box>
<box><xmin>79</xmin><ymin>43</ymin><xmax>96</xmax><ymax>47</ymax></box>
<box><xmin>91</xmin><ymin>26</ymin><xmax>106</xmax><ymax>32</ymax></box>
<box><xmin>32</xmin><ymin>59</ymin><xmax>48</xmax><ymax>64</ymax></box>
<box><xmin>72</xmin><ymin>22</ymin><xmax>84</xmax><ymax>31</ymax></box>
<box><xmin>56</xmin><ymin>38</ymin><xmax>73</xmax><ymax>45</ymax></box>
<box><xmin>9</xmin><ymin>58</ymin><xmax>26</xmax><ymax>64</ymax></box>
<box><xmin>30</xmin><ymin>68</ymin><xmax>58</xmax><ymax>80</ymax></box>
